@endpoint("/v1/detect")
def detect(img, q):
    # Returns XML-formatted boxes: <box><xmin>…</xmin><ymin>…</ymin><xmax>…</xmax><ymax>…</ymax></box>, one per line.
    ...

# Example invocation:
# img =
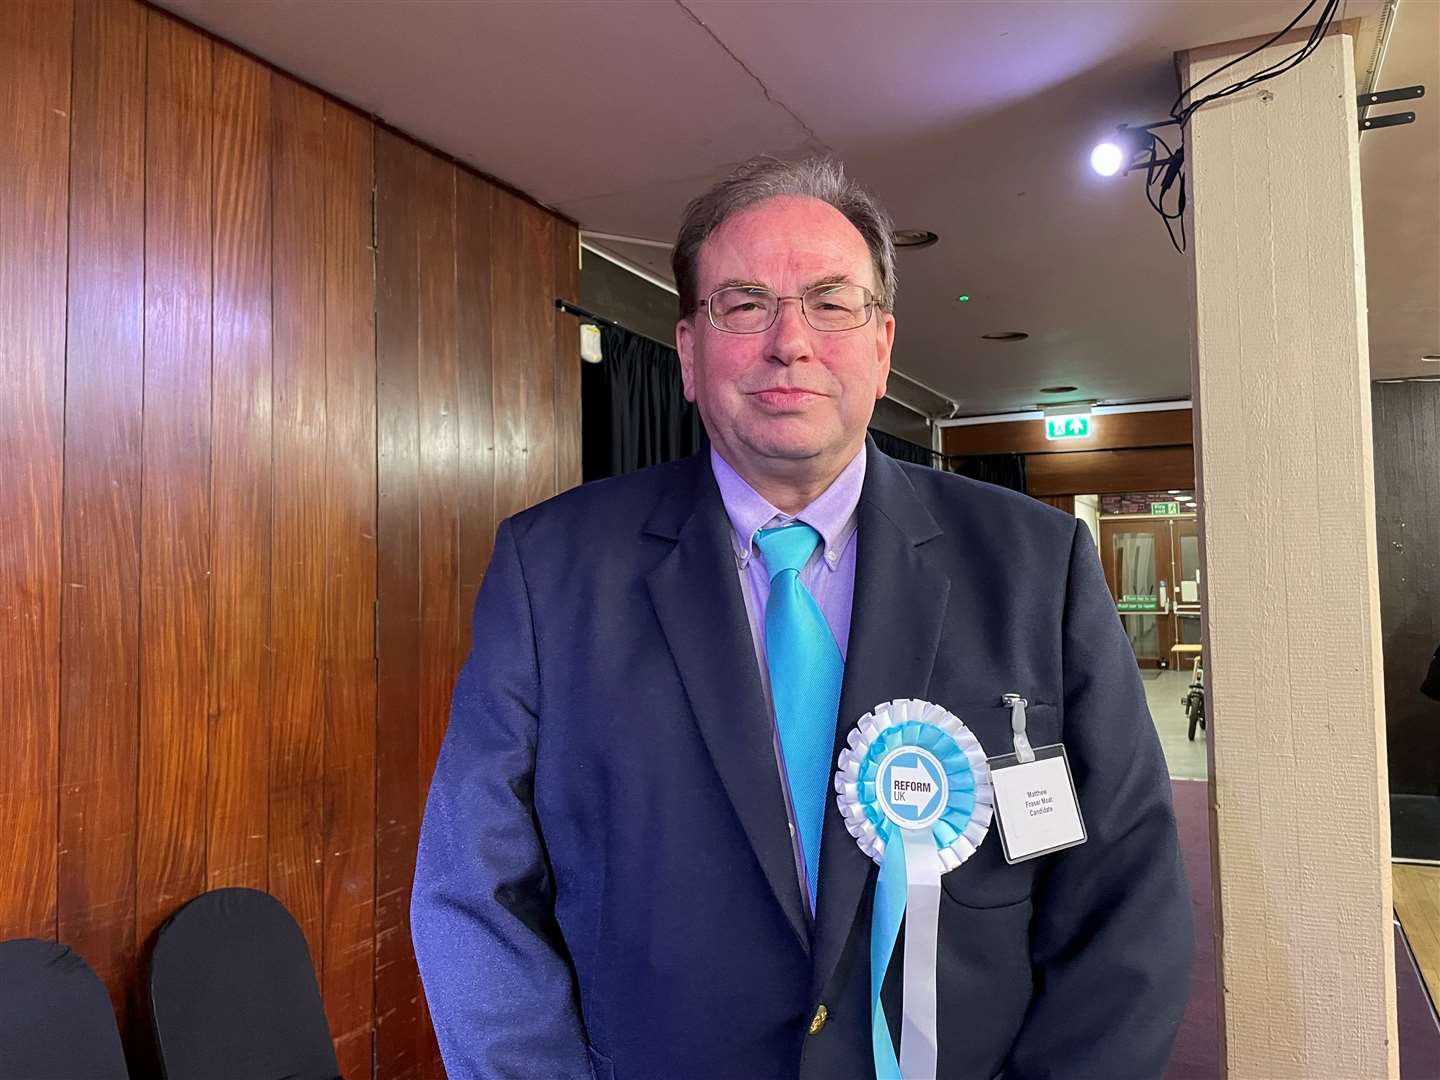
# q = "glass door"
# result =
<box><xmin>1171</xmin><ymin>518</ymin><xmax>1203</xmax><ymax>650</ymax></box>
<box><xmin>1099</xmin><ymin>519</ymin><xmax>1176</xmax><ymax>667</ymax></box>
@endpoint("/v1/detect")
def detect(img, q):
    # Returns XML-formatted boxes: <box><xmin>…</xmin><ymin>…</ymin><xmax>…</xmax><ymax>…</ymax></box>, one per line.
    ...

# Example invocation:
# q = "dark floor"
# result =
<box><xmin>1167</xmin><ymin>779</ymin><xmax>1440</xmax><ymax>1079</ymax></box>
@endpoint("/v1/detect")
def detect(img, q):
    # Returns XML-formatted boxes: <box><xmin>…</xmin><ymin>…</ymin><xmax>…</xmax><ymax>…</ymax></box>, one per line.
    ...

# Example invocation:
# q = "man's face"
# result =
<box><xmin>676</xmin><ymin>196</ymin><xmax>895</xmax><ymax>491</ymax></box>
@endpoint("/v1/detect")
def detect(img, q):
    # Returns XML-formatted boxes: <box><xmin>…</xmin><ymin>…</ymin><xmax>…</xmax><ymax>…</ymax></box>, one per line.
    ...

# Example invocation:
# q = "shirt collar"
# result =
<box><xmin>710</xmin><ymin>443</ymin><xmax>867</xmax><ymax>570</ymax></box>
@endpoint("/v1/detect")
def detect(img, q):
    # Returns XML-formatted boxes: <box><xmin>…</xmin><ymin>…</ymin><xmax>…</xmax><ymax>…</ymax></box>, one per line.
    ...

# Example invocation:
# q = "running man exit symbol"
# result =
<box><xmin>1044</xmin><ymin>416</ymin><xmax>1092</xmax><ymax>441</ymax></box>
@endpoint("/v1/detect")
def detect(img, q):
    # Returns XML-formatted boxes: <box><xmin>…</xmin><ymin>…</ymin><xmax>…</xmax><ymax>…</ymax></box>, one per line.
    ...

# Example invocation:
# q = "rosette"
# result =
<box><xmin>833</xmin><ymin>699</ymin><xmax>994</xmax><ymax>1080</ymax></box>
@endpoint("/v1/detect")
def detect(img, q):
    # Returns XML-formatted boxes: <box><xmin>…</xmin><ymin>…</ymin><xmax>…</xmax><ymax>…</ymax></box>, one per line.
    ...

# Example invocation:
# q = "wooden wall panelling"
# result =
<box><xmin>414</xmin><ymin>148</ymin><xmax>459</xmax><ymax>1075</ymax></box>
<box><xmin>1024</xmin><ymin>446</ymin><xmax>1196</xmax><ymax>497</ymax></box>
<box><xmin>269</xmin><ymin>71</ymin><xmax>327</xmax><ymax>967</ymax></box>
<box><xmin>491</xmin><ymin>188</ymin><xmax>532</xmax><ymax>526</ymax></box>
<box><xmin>522</xmin><ymin>203</ymin><xmax>558</xmax><ymax>508</ymax></box>
<box><xmin>4</xmin><ymin>2</ymin><xmax>583</xmax><ymax>1066</ymax></box>
<box><xmin>0</xmin><ymin>0</ymin><xmax>72</xmax><ymax>943</ymax></box>
<box><xmin>56</xmin><ymin>0</ymin><xmax>145</xmax><ymax>1016</ymax></box>
<box><xmin>942</xmin><ymin>408</ymin><xmax>1194</xmax><ymax>456</ymax></box>
<box><xmin>416</xmin><ymin>151</ymin><xmax>459</xmax><ymax>804</ymax></box>
<box><xmin>554</xmin><ymin>225</ymin><xmax>582</xmax><ymax>493</ymax></box>
<box><xmin>321</xmin><ymin>98</ymin><xmax>378</xmax><ymax>1078</ymax></box>
<box><xmin>455</xmin><ymin>172</ymin><xmax>495</xmax><ymax>665</ymax></box>
<box><xmin>137</xmin><ymin>7</ymin><xmax>212</xmax><ymax>949</ymax></box>
<box><xmin>207</xmin><ymin>41</ymin><xmax>273</xmax><ymax>897</ymax></box>
<box><xmin>374</xmin><ymin>128</ymin><xmax>426</xmax><ymax>1079</ymax></box>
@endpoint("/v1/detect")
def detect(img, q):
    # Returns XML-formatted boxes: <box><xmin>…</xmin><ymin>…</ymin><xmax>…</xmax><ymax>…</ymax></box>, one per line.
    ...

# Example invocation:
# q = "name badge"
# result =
<box><xmin>988</xmin><ymin>744</ymin><xmax>1086</xmax><ymax>863</ymax></box>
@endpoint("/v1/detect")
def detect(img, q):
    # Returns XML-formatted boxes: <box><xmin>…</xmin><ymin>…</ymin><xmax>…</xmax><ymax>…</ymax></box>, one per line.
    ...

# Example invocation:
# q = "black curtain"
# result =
<box><xmin>870</xmin><ymin>429</ymin><xmax>941</xmax><ymax>468</ymax></box>
<box><xmin>580</xmin><ymin>320</ymin><xmax>953</xmax><ymax>481</ymax></box>
<box><xmin>950</xmin><ymin>453</ymin><xmax>1027</xmax><ymax>493</ymax></box>
<box><xmin>582</xmin><ymin>325</ymin><xmax>707</xmax><ymax>481</ymax></box>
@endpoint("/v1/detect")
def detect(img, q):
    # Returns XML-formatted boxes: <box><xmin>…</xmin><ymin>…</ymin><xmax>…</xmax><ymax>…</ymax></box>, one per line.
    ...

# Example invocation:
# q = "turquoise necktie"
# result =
<box><xmin>755</xmin><ymin>523</ymin><xmax>845</xmax><ymax>911</ymax></box>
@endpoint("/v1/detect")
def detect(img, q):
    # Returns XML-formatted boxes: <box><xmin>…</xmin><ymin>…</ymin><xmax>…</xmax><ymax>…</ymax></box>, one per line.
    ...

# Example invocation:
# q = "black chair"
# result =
<box><xmin>148</xmin><ymin>889</ymin><xmax>340</xmax><ymax>1080</ymax></box>
<box><xmin>0</xmin><ymin>938</ymin><xmax>128</xmax><ymax>1079</ymax></box>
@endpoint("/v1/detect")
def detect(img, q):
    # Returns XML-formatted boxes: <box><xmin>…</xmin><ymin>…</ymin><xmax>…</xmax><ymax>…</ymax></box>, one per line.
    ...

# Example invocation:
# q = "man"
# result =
<box><xmin>413</xmin><ymin>157</ymin><xmax>1193</xmax><ymax>1079</ymax></box>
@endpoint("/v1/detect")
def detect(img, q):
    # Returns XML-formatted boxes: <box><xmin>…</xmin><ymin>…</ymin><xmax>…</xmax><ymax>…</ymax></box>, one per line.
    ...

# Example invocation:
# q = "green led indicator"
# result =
<box><xmin>957</xmin><ymin>294</ymin><xmax>971</xmax><ymax>303</ymax></box>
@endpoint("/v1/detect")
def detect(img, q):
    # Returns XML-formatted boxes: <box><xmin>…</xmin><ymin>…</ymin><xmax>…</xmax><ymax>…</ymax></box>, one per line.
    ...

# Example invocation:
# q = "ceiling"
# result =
<box><xmin>156</xmin><ymin>0</ymin><xmax>1438</xmax><ymax>417</ymax></box>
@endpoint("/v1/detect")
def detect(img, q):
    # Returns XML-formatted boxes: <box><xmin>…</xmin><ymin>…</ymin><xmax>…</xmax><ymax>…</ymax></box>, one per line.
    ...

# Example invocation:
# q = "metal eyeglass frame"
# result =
<box><xmin>701</xmin><ymin>284</ymin><xmax>879</xmax><ymax>334</ymax></box>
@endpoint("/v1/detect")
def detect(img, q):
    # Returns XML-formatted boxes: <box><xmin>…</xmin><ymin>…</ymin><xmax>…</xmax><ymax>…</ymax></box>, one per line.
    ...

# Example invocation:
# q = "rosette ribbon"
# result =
<box><xmin>834</xmin><ymin>699</ymin><xmax>994</xmax><ymax>1080</ymax></box>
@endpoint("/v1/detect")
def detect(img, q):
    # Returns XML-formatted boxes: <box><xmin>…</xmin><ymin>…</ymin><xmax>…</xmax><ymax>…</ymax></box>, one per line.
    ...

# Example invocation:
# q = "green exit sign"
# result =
<box><xmin>1044</xmin><ymin>415</ymin><xmax>1092</xmax><ymax>441</ymax></box>
<box><xmin>1151</xmin><ymin>501</ymin><xmax>1181</xmax><ymax>515</ymax></box>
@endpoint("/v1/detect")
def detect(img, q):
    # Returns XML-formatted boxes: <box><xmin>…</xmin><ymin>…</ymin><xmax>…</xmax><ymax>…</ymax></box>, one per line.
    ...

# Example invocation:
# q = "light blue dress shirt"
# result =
<box><xmin>710</xmin><ymin>444</ymin><xmax>865</xmax><ymax>914</ymax></box>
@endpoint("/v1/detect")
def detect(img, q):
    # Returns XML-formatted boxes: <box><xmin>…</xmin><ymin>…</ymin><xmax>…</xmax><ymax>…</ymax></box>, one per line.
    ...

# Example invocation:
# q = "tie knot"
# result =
<box><xmin>755</xmin><ymin>523</ymin><xmax>822</xmax><ymax>579</ymax></box>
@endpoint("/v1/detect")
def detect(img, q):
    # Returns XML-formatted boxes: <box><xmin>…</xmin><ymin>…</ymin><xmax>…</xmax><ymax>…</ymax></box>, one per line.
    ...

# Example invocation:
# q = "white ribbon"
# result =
<box><xmin>898</xmin><ymin>828</ymin><xmax>943</xmax><ymax>1079</ymax></box>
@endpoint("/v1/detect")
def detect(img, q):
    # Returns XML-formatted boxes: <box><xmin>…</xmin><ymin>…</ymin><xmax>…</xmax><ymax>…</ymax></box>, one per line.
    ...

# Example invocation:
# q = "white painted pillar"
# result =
<box><xmin>1184</xmin><ymin>29</ymin><xmax>1397</xmax><ymax>1080</ymax></box>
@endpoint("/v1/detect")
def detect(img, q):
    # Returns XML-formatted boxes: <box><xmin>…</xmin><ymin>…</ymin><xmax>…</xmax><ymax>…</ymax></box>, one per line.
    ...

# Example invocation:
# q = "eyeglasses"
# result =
<box><xmin>702</xmin><ymin>283</ymin><xmax>879</xmax><ymax>334</ymax></box>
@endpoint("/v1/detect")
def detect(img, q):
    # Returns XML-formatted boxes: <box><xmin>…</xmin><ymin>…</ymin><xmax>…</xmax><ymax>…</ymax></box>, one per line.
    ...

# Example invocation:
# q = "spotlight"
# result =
<box><xmin>1090</xmin><ymin>141</ymin><xmax>1126</xmax><ymax>177</ymax></box>
<box><xmin>1089</xmin><ymin>124</ymin><xmax>1168</xmax><ymax>178</ymax></box>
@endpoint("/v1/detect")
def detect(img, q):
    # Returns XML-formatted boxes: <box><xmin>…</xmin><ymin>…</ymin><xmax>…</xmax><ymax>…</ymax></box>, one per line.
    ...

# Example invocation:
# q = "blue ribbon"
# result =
<box><xmin>871</xmin><ymin>821</ymin><xmax>907</xmax><ymax>1080</ymax></box>
<box><xmin>845</xmin><ymin>716</ymin><xmax>989</xmax><ymax>1079</ymax></box>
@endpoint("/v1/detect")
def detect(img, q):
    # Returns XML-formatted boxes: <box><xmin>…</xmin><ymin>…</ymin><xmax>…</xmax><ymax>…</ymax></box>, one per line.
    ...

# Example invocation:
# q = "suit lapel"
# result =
<box><xmin>812</xmin><ymin>447</ymin><xmax>949</xmax><ymax>997</ymax></box>
<box><xmin>644</xmin><ymin>456</ymin><xmax>811</xmax><ymax>953</ymax></box>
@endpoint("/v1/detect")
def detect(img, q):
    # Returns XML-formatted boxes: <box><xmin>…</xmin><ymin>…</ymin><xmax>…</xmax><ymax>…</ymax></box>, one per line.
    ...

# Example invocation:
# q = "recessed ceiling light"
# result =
<box><xmin>893</xmin><ymin>229</ymin><xmax>939</xmax><ymax>249</ymax></box>
<box><xmin>981</xmin><ymin>331</ymin><xmax>1029</xmax><ymax>341</ymax></box>
<box><xmin>1039</xmin><ymin>385</ymin><xmax>1077</xmax><ymax>394</ymax></box>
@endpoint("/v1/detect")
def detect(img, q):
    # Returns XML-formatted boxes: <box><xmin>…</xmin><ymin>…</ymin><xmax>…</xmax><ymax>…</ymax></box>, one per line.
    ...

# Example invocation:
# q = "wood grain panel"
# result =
<box><xmin>522</xmin><ymin>203</ymin><xmax>557</xmax><ymax>508</ymax></box>
<box><xmin>0</xmin><ymin>0</ymin><xmax>72</xmax><ymax>943</ymax></box>
<box><xmin>455</xmin><ymin>173</ymin><xmax>494</xmax><ymax>664</ymax></box>
<box><xmin>1024</xmin><ymin>446</ymin><xmax>1195</xmax><ymax>497</ymax></box>
<box><xmin>56</xmin><ymin>0</ymin><xmax>145</xmax><ymax>1012</ymax></box>
<box><xmin>269</xmin><ymin>72</ymin><xmax>326</xmax><ymax>967</ymax></box>
<box><xmin>943</xmin><ymin>408</ymin><xmax>1194</xmax><ymax>457</ymax></box>
<box><xmin>416</xmin><ymin>152</ymin><xmax>459</xmax><ymax>797</ymax></box>
<box><xmin>207</xmin><ymin>41</ymin><xmax>273</xmax><ymax>897</ymax></box>
<box><xmin>553</xmin><ymin>224</ymin><xmax>582</xmax><ymax>493</ymax></box>
<box><xmin>5</xmin><ymin>5</ymin><xmax>585</xmax><ymax>1063</ymax></box>
<box><xmin>321</xmin><ymin>98</ymin><xmax>377</xmax><ymax>1079</ymax></box>
<box><xmin>374</xmin><ymin>127</ymin><xmax>426</xmax><ymax>1079</ymax></box>
<box><xmin>137</xmin><ymin>8</ymin><xmax>212</xmax><ymax>948</ymax></box>
<box><xmin>490</xmin><ymin>188</ymin><xmax>531</xmax><ymax>526</ymax></box>
<box><xmin>1393</xmin><ymin>865</ymin><xmax>1440</xmax><ymax>1002</ymax></box>
<box><xmin>414</xmin><ymin>143</ymin><xmax>458</xmax><ymax>1079</ymax></box>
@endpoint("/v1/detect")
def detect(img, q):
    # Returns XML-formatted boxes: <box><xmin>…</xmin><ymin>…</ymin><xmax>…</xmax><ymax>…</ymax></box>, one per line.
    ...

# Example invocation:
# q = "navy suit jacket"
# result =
<box><xmin>412</xmin><ymin>443</ymin><xmax>1193</xmax><ymax>1080</ymax></box>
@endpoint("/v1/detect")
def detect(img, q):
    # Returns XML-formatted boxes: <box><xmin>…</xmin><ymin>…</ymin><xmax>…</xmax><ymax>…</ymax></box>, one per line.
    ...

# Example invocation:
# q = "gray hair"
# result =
<box><xmin>671</xmin><ymin>156</ymin><xmax>897</xmax><ymax>319</ymax></box>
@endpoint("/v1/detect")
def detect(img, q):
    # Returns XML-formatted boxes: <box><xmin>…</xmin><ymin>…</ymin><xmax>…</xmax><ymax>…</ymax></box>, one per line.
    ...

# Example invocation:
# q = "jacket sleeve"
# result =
<box><xmin>411</xmin><ymin>518</ymin><xmax>593</xmax><ymax>1079</ymax></box>
<box><xmin>1004</xmin><ymin>520</ymin><xmax>1195</xmax><ymax>1079</ymax></box>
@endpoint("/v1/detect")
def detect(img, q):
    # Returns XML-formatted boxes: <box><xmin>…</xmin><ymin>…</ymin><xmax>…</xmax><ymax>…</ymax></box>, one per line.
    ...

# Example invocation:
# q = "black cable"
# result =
<box><xmin>1140</xmin><ymin>0</ymin><xmax>1341</xmax><ymax>252</ymax></box>
<box><xmin>1169</xmin><ymin>0</ymin><xmax>1325</xmax><ymax>122</ymax></box>
<box><xmin>1142</xmin><ymin>129</ymin><xmax>1187</xmax><ymax>254</ymax></box>
<box><xmin>1175</xmin><ymin>0</ymin><xmax>1339</xmax><ymax>125</ymax></box>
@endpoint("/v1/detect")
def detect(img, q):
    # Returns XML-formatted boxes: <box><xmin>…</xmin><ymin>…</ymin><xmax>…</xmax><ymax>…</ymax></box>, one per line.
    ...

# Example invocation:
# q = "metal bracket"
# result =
<box><xmin>1361</xmin><ymin>111</ymin><xmax>1416</xmax><ymax>131</ymax></box>
<box><xmin>1358</xmin><ymin>85</ymin><xmax>1424</xmax><ymax>108</ymax></box>
<box><xmin>1358</xmin><ymin>85</ymin><xmax>1423</xmax><ymax>133</ymax></box>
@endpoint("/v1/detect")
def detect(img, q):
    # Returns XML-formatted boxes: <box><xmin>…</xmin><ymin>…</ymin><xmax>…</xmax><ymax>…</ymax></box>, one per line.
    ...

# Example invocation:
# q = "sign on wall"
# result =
<box><xmin>1044</xmin><ymin>415</ymin><xmax>1092</xmax><ymax>441</ymax></box>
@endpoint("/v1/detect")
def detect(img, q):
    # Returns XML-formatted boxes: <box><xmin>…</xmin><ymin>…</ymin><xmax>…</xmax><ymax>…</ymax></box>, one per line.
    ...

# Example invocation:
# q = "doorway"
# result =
<box><xmin>1098</xmin><ymin>513</ymin><xmax>1201</xmax><ymax>670</ymax></box>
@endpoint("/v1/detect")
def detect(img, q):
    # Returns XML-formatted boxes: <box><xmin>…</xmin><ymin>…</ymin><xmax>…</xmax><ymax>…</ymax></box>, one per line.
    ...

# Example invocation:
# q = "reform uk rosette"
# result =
<box><xmin>833</xmin><ymin>698</ymin><xmax>994</xmax><ymax>1080</ymax></box>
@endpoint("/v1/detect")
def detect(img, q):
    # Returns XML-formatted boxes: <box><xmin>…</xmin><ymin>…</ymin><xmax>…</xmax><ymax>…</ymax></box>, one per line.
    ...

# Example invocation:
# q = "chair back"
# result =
<box><xmin>149</xmin><ymin>889</ymin><xmax>339</xmax><ymax>1080</ymax></box>
<box><xmin>0</xmin><ymin>938</ymin><xmax>128</xmax><ymax>1079</ymax></box>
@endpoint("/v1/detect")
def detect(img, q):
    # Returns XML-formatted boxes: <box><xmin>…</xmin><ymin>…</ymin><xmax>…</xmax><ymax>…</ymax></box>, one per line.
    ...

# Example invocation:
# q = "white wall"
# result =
<box><xmin>1074</xmin><ymin>494</ymin><xmax>1100</xmax><ymax>550</ymax></box>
